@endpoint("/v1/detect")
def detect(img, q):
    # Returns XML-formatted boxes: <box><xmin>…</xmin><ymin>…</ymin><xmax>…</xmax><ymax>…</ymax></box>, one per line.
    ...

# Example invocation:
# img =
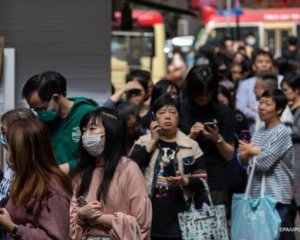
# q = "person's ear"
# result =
<box><xmin>276</xmin><ymin>108</ymin><xmax>284</xmax><ymax>116</ymax></box>
<box><xmin>52</xmin><ymin>93</ymin><xmax>61</xmax><ymax>103</ymax></box>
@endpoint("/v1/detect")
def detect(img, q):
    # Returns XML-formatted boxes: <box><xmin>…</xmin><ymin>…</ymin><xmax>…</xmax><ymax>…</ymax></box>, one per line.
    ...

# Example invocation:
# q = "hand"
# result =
<box><xmin>150</xmin><ymin>121</ymin><xmax>161</xmax><ymax>143</ymax></box>
<box><xmin>191</xmin><ymin>169</ymin><xmax>208</xmax><ymax>180</ymax></box>
<box><xmin>110</xmin><ymin>80</ymin><xmax>144</xmax><ymax>103</ymax></box>
<box><xmin>239</xmin><ymin>140</ymin><xmax>262</xmax><ymax>157</ymax></box>
<box><xmin>0</xmin><ymin>208</ymin><xmax>15</xmax><ymax>232</ymax></box>
<box><xmin>59</xmin><ymin>163</ymin><xmax>70</xmax><ymax>174</ymax></box>
<box><xmin>166</xmin><ymin>171</ymin><xmax>189</xmax><ymax>187</ymax></box>
<box><xmin>201</xmin><ymin>124</ymin><xmax>219</xmax><ymax>142</ymax></box>
<box><xmin>238</xmin><ymin>140</ymin><xmax>252</xmax><ymax>156</ymax></box>
<box><xmin>189</xmin><ymin>122</ymin><xmax>204</xmax><ymax>139</ymax></box>
<box><xmin>77</xmin><ymin>201</ymin><xmax>103</xmax><ymax>222</ymax></box>
<box><xmin>123</xmin><ymin>81</ymin><xmax>143</xmax><ymax>93</ymax></box>
<box><xmin>238</xmin><ymin>150</ymin><xmax>249</xmax><ymax>166</ymax></box>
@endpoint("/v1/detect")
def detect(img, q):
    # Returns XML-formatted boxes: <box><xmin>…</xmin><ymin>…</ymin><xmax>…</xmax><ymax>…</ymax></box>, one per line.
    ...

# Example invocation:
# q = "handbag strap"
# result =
<box><xmin>260</xmin><ymin>174</ymin><xmax>266</xmax><ymax>198</ymax></box>
<box><xmin>199</xmin><ymin>178</ymin><xmax>214</xmax><ymax>206</ymax></box>
<box><xmin>245</xmin><ymin>157</ymin><xmax>266</xmax><ymax>199</ymax></box>
<box><xmin>245</xmin><ymin>157</ymin><xmax>256</xmax><ymax>198</ymax></box>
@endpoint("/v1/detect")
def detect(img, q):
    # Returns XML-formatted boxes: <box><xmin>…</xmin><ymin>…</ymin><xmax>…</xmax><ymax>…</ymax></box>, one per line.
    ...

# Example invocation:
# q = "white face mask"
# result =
<box><xmin>246</xmin><ymin>38</ymin><xmax>256</xmax><ymax>46</ymax></box>
<box><xmin>0</xmin><ymin>133</ymin><xmax>7</xmax><ymax>149</ymax></box>
<box><xmin>82</xmin><ymin>133</ymin><xmax>105</xmax><ymax>157</ymax></box>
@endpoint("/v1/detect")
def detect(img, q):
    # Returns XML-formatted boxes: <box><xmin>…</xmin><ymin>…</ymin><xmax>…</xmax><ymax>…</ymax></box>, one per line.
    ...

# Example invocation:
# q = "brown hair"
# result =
<box><xmin>7</xmin><ymin>118</ymin><xmax>72</xmax><ymax>206</ymax></box>
<box><xmin>1</xmin><ymin>108</ymin><xmax>36</xmax><ymax>130</ymax></box>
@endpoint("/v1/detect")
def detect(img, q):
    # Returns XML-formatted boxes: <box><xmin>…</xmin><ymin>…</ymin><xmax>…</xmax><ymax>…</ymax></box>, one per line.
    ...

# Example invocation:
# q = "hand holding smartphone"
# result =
<box><xmin>151</xmin><ymin>111</ymin><xmax>156</xmax><ymax>121</ymax></box>
<box><xmin>164</xmin><ymin>161</ymin><xmax>177</xmax><ymax>177</ymax></box>
<box><xmin>204</xmin><ymin>120</ymin><xmax>217</xmax><ymax>131</ymax></box>
<box><xmin>150</xmin><ymin>111</ymin><xmax>161</xmax><ymax>139</ymax></box>
<box><xmin>204</xmin><ymin>121</ymin><xmax>216</xmax><ymax>128</ymax></box>
<box><xmin>240</xmin><ymin>130</ymin><xmax>251</xmax><ymax>143</ymax></box>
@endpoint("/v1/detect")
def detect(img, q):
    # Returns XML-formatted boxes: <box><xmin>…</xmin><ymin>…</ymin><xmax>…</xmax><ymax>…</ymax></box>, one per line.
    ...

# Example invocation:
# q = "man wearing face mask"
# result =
<box><xmin>244</xmin><ymin>32</ymin><xmax>257</xmax><ymax>58</ymax></box>
<box><xmin>22</xmin><ymin>71</ymin><xmax>98</xmax><ymax>175</ymax></box>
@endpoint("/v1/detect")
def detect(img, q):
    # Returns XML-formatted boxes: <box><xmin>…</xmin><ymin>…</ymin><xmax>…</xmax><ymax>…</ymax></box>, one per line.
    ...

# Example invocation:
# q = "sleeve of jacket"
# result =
<box><xmin>12</xmin><ymin>193</ymin><xmax>70</xmax><ymax>240</ymax></box>
<box><xmin>108</xmin><ymin>161</ymin><xmax>152</xmax><ymax>240</ymax></box>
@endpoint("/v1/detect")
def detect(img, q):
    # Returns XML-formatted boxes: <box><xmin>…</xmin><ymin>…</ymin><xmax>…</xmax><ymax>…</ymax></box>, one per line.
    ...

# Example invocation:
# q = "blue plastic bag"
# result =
<box><xmin>231</xmin><ymin>193</ymin><xmax>281</xmax><ymax>240</ymax></box>
<box><xmin>231</xmin><ymin>158</ymin><xmax>281</xmax><ymax>240</ymax></box>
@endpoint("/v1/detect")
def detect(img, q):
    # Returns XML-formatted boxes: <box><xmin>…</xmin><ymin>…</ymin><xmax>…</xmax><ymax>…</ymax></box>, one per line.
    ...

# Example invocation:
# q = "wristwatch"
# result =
<box><xmin>215</xmin><ymin>134</ymin><xmax>224</xmax><ymax>144</ymax></box>
<box><xmin>10</xmin><ymin>224</ymin><xmax>19</xmax><ymax>238</ymax></box>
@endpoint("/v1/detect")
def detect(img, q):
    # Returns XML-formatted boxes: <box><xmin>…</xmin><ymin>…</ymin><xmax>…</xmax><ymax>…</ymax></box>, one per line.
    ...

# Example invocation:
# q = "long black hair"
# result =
<box><xmin>75</xmin><ymin>107</ymin><xmax>126</xmax><ymax>203</ymax></box>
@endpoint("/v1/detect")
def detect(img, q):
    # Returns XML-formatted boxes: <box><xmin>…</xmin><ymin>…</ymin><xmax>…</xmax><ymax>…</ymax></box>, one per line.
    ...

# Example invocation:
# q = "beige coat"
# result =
<box><xmin>132</xmin><ymin>130</ymin><xmax>204</xmax><ymax>196</ymax></box>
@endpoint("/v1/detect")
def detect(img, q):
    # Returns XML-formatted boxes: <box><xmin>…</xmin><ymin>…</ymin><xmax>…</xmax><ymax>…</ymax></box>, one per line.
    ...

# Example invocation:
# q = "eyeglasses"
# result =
<box><xmin>31</xmin><ymin>105</ymin><xmax>48</xmax><ymax>113</ymax></box>
<box><xmin>30</xmin><ymin>100</ymin><xmax>51</xmax><ymax>113</ymax></box>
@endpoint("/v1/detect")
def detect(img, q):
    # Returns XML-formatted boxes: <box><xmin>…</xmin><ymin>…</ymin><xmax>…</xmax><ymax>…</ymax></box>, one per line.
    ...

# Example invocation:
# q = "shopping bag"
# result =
<box><xmin>178</xmin><ymin>178</ymin><xmax>229</xmax><ymax>240</ymax></box>
<box><xmin>231</xmin><ymin>158</ymin><xmax>281</xmax><ymax>240</ymax></box>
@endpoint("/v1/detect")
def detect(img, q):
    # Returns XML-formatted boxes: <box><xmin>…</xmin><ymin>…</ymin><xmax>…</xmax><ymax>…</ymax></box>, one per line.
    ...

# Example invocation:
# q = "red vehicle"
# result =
<box><xmin>194</xmin><ymin>6</ymin><xmax>300</xmax><ymax>56</ymax></box>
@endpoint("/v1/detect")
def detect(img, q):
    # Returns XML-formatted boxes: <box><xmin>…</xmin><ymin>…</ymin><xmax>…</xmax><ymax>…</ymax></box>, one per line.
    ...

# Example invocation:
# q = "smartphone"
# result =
<box><xmin>204</xmin><ymin>121</ymin><xmax>216</xmax><ymax>127</ymax></box>
<box><xmin>204</xmin><ymin>121</ymin><xmax>217</xmax><ymax>131</ymax></box>
<box><xmin>240</xmin><ymin>130</ymin><xmax>251</xmax><ymax>143</ymax></box>
<box><xmin>164</xmin><ymin>161</ymin><xmax>177</xmax><ymax>177</ymax></box>
<box><xmin>77</xmin><ymin>196</ymin><xmax>88</xmax><ymax>207</ymax></box>
<box><xmin>151</xmin><ymin>111</ymin><xmax>156</xmax><ymax>121</ymax></box>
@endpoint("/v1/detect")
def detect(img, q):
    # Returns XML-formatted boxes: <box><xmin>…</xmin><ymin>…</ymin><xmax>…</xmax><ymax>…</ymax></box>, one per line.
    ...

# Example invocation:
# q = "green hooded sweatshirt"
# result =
<box><xmin>45</xmin><ymin>97</ymin><xmax>98</xmax><ymax>174</ymax></box>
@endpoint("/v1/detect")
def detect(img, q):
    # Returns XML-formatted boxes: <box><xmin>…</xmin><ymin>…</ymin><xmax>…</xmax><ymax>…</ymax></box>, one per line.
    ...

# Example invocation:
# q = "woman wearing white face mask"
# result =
<box><xmin>69</xmin><ymin>107</ymin><xmax>152</xmax><ymax>240</ymax></box>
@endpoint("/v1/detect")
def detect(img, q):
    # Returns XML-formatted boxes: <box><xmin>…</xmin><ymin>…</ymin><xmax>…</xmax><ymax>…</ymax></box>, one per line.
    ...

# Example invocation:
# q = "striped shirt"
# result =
<box><xmin>248</xmin><ymin>123</ymin><xmax>295</xmax><ymax>204</ymax></box>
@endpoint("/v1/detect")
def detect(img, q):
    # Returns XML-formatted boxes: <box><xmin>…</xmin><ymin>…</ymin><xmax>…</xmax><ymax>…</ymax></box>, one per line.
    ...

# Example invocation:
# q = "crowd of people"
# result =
<box><xmin>0</xmin><ymin>34</ymin><xmax>299</xmax><ymax>239</ymax></box>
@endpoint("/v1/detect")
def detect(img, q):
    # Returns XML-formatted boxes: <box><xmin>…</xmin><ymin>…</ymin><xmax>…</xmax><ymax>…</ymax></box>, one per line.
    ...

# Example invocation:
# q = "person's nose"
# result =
<box><xmin>262</xmin><ymin>62</ymin><xmax>269</xmax><ymax>68</ymax></box>
<box><xmin>164</xmin><ymin>112</ymin><xmax>171</xmax><ymax>119</ymax></box>
<box><xmin>259</xmin><ymin>104</ymin><xmax>265</xmax><ymax>111</ymax></box>
<box><xmin>83</xmin><ymin>129</ymin><xmax>91</xmax><ymax>136</ymax></box>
